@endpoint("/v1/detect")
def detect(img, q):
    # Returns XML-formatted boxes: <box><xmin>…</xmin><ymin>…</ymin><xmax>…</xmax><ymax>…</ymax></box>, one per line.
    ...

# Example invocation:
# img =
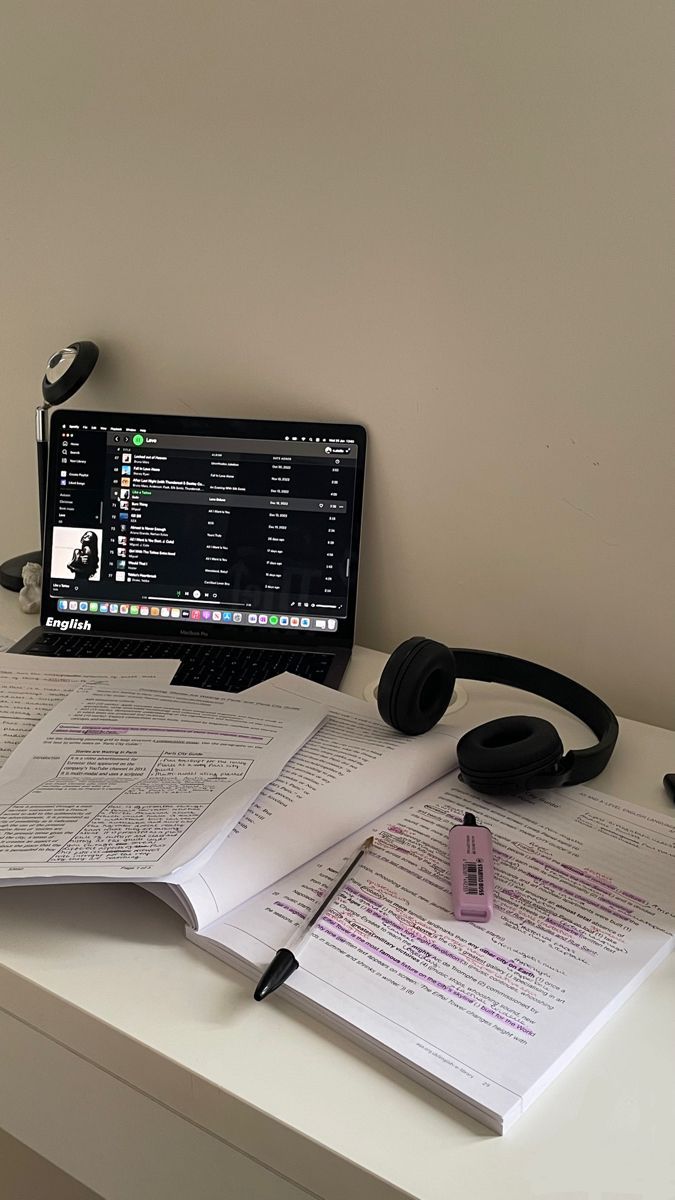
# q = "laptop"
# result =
<box><xmin>11</xmin><ymin>410</ymin><xmax>367</xmax><ymax>692</ymax></box>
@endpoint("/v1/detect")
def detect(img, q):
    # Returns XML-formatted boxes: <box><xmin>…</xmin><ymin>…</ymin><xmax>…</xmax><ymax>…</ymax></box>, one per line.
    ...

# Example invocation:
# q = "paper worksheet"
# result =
<box><xmin>191</xmin><ymin>776</ymin><xmax>675</xmax><ymax>1133</ymax></box>
<box><xmin>0</xmin><ymin>681</ymin><xmax>325</xmax><ymax>883</ymax></box>
<box><xmin>0</xmin><ymin>654</ymin><xmax>180</xmax><ymax>769</ymax></box>
<box><xmin>158</xmin><ymin>674</ymin><xmax>459</xmax><ymax>928</ymax></box>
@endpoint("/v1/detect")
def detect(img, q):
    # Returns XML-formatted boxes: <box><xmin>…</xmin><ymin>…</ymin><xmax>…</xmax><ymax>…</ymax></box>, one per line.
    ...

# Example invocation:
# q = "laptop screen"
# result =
<box><xmin>42</xmin><ymin>411</ymin><xmax>366</xmax><ymax>646</ymax></box>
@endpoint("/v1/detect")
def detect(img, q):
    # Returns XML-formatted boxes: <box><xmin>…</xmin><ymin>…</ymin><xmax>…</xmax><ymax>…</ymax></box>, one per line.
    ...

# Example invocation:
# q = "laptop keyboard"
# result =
<box><xmin>25</xmin><ymin>634</ymin><xmax>336</xmax><ymax>692</ymax></box>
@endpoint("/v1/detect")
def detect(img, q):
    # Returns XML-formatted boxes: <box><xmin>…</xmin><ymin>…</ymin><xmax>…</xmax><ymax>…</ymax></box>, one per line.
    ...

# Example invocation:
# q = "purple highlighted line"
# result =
<box><xmin>525</xmin><ymin>871</ymin><xmax>633</xmax><ymax>918</ymax></box>
<box><xmin>480</xmin><ymin>948</ymin><xmax>535</xmax><ymax>977</ymax></box>
<box><xmin>534</xmin><ymin>858</ymin><xmax>617</xmax><ymax>893</ymax></box>
<box><xmin>275</xmin><ymin>900</ymin><xmax>307</xmax><ymax>920</ymax></box>
<box><xmin>342</xmin><ymin>884</ymin><xmax>465</xmax><ymax>966</ymax></box>
<box><xmin>479</xmin><ymin>1006</ymin><xmax>534</xmax><ymax>1037</ymax></box>
<box><xmin>545</xmin><ymin>916</ymin><xmax>585</xmax><ymax>941</ymax></box>
<box><xmin>276</xmin><ymin>885</ymin><xmax>465</xmax><ymax>970</ymax></box>
<box><xmin>56</xmin><ymin>725</ymin><xmax>263</xmax><ymax>740</ymax></box>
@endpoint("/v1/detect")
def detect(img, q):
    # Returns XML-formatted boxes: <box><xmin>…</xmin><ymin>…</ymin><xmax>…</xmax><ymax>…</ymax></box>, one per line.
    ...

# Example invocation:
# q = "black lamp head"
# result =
<box><xmin>41</xmin><ymin>340</ymin><xmax>99</xmax><ymax>408</ymax></box>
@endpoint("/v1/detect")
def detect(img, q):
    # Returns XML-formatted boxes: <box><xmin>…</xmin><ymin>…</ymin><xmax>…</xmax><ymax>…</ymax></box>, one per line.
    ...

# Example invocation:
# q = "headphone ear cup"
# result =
<box><xmin>457</xmin><ymin>716</ymin><xmax>564</xmax><ymax>794</ymax></box>
<box><xmin>378</xmin><ymin>638</ymin><xmax>456</xmax><ymax>735</ymax></box>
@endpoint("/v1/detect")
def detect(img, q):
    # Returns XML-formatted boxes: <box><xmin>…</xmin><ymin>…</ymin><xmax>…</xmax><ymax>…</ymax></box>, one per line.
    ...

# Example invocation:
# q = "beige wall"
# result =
<box><xmin>0</xmin><ymin>0</ymin><xmax>673</xmax><ymax>729</ymax></box>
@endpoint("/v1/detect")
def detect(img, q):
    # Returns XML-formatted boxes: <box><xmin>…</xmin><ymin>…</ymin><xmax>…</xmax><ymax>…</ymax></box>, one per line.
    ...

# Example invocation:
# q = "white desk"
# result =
<box><xmin>0</xmin><ymin>595</ymin><xmax>673</xmax><ymax>1200</ymax></box>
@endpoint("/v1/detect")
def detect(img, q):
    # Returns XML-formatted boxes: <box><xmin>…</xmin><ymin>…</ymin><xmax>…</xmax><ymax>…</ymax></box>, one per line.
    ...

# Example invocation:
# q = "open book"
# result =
<box><xmin>164</xmin><ymin>675</ymin><xmax>675</xmax><ymax>1135</ymax></box>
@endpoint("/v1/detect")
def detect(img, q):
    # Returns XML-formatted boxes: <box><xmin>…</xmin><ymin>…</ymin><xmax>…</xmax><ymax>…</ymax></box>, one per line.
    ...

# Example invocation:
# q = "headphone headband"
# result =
<box><xmin>451</xmin><ymin>649</ymin><xmax>618</xmax><ymax>784</ymax></box>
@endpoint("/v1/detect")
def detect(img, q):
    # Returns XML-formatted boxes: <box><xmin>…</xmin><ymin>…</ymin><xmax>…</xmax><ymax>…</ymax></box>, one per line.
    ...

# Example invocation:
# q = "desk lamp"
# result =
<box><xmin>0</xmin><ymin>340</ymin><xmax>99</xmax><ymax>591</ymax></box>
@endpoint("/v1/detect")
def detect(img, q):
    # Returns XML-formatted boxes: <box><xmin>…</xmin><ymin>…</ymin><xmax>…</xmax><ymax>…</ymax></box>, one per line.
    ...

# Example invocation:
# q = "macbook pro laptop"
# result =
<box><xmin>11</xmin><ymin>411</ymin><xmax>367</xmax><ymax>692</ymax></box>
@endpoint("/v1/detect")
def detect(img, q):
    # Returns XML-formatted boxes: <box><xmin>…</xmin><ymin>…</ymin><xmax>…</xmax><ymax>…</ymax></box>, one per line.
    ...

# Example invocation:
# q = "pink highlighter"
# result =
<box><xmin>448</xmin><ymin>812</ymin><xmax>494</xmax><ymax>923</ymax></box>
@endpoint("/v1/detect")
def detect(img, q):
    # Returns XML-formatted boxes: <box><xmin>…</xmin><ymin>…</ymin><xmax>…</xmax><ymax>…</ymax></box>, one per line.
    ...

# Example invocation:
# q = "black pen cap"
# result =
<box><xmin>254</xmin><ymin>948</ymin><xmax>299</xmax><ymax>1001</ymax></box>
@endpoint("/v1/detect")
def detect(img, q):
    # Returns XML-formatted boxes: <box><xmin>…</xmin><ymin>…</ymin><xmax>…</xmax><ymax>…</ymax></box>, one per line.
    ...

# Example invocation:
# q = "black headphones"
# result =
<box><xmin>377</xmin><ymin>637</ymin><xmax>619</xmax><ymax>795</ymax></box>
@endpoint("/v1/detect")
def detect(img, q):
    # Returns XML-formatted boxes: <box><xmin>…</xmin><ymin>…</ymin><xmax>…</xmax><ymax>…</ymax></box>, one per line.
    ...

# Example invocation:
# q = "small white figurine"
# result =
<box><xmin>19</xmin><ymin>561</ymin><xmax>42</xmax><ymax>613</ymax></box>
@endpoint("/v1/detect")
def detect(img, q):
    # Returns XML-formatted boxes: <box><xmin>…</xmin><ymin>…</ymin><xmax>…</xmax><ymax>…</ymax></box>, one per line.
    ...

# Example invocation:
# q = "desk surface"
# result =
<box><xmin>0</xmin><ymin>595</ymin><xmax>673</xmax><ymax>1200</ymax></box>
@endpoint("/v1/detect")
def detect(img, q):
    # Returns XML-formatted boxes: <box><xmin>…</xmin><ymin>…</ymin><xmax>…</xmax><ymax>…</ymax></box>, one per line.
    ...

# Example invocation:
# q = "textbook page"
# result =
<box><xmin>0</xmin><ymin>681</ymin><xmax>324</xmax><ymax>883</ymax></box>
<box><xmin>163</xmin><ymin>674</ymin><xmax>459</xmax><ymax>928</ymax></box>
<box><xmin>0</xmin><ymin>655</ymin><xmax>180</xmax><ymax>769</ymax></box>
<box><xmin>190</xmin><ymin>776</ymin><xmax>675</xmax><ymax>1134</ymax></box>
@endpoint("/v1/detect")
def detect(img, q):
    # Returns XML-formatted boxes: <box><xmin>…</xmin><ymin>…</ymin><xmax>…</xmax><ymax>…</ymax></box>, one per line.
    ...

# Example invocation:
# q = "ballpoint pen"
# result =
<box><xmin>254</xmin><ymin>835</ymin><xmax>374</xmax><ymax>1001</ymax></box>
